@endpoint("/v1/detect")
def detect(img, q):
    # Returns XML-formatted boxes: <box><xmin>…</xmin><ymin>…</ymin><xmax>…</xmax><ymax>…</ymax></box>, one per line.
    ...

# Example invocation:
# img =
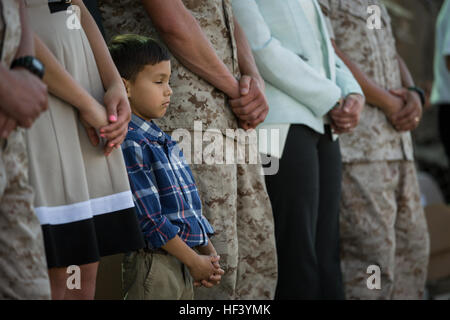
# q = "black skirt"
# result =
<box><xmin>42</xmin><ymin>207</ymin><xmax>144</xmax><ymax>268</ymax></box>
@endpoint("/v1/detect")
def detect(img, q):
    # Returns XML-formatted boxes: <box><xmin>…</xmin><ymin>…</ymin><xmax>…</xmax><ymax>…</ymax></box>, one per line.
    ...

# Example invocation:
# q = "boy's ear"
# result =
<box><xmin>122</xmin><ymin>77</ymin><xmax>131</xmax><ymax>98</ymax></box>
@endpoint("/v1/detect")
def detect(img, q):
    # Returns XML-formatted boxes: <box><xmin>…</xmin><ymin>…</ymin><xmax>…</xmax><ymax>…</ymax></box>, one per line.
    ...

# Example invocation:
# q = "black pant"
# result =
<box><xmin>438</xmin><ymin>104</ymin><xmax>450</xmax><ymax>162</ymax></box>
<box><xmin>265</xmin><ymin>124</ymin><xmax>344</xmax><ymax>300</ymax></box>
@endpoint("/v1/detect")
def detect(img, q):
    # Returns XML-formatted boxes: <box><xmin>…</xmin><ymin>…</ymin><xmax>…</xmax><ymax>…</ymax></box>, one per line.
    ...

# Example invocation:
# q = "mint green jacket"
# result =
<box><xmin>233</xmin><ymin>0</ymin><xmax>363</xmax><ymax>135</ymax></box>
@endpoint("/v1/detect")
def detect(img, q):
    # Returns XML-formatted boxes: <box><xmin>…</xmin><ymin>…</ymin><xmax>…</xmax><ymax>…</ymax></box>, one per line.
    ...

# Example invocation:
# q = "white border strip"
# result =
<box><xmin>35</xmin><ymin>191</ymin><xmax>135</xmax><ymax>226</ymax></box>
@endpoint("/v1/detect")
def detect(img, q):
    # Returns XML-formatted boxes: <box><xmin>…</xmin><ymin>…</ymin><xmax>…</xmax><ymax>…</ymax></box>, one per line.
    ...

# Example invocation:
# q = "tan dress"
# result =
<box><xmin>25</xmin><ymin>0</ymin><xmax>144</xmax><ymax>268</ymax></box>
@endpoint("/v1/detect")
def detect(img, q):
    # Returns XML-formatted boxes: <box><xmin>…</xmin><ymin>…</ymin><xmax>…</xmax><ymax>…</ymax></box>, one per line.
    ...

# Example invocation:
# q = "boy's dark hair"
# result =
<box><xmin>108</xmin><ymin>34</ymin><xmax>170</xmax><ymax>81</ymax></box>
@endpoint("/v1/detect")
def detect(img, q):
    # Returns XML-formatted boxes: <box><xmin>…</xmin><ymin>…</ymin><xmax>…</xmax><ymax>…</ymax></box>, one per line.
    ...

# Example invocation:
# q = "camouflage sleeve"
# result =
<box><xmin>0</xmin><ymin>0</ymin><xmax>21</xmax><ymax>67</ymax></box>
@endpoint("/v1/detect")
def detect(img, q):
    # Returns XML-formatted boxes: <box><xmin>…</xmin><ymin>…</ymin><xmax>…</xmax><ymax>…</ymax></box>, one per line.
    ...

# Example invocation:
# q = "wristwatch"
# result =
<box><xmin>10</xmin><ymin>56</ymin><xmax>45</xmax><ymax>79</ymax></box>
<box><xmin>407</xmin><ymin>86</ymin><xmax>425</xmax><ymax>107</ymax></box>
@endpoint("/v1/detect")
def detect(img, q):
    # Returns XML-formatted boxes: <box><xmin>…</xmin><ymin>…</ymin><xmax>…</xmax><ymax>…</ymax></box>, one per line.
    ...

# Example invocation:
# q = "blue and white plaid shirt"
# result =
<box><xmin>121</xmin><ymin>114</ymin><xmax>214</xmax><ymax>249</ymax></box>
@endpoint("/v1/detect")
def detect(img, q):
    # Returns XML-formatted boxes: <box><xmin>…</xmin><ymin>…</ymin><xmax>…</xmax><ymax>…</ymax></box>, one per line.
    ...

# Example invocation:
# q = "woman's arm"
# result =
<box><xmin>72</xmin><ymin>0</ymin><xmax>131</xmax><ymax>152</ymax></box>
<box><xmin>34</xmin><ymin>34</ymin><xmax>108</xmax><ymax>128</ymax></box>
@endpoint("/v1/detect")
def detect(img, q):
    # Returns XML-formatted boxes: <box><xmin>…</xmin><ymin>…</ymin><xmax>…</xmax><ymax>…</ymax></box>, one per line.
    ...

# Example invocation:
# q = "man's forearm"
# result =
<box><xmin>141</xmin><ymin>0</ymin><xmax>239</xmax><ymax>99</ymax></box>
<box><xmin>332</xmin><ymin>40</ymin><xmax>398</xmax><ymax>114</ymax></box>
<box><xmin>234</xmin><ymin>18</ymin><xmax>264</xmax><ymax>89</ymax></box>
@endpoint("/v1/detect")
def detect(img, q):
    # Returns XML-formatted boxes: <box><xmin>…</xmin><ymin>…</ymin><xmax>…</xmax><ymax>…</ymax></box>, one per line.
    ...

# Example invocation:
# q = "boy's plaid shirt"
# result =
<box><xmin>121</xmin><ymin>114</ymin><xmax>214</xmax><ymax>249</ymax></box>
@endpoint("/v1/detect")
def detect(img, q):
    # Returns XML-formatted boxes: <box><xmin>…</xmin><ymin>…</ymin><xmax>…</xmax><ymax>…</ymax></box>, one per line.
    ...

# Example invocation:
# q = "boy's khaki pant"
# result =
<box><xmin>122</xmin><ymin>249</ymin><xmax>194</xmax><ymax>300</ymax></box>
<box><xmin>0</xmin><ymin>130</ymin><xmax>51</xmax><ymax>299</ymax></box>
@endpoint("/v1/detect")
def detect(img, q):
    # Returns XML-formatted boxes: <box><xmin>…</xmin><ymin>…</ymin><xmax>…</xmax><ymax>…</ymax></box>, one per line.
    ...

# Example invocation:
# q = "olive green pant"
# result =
<box><xmin>122</xmin><ymin>249</ymin><xmax>194</xmax><ymax>300</ymax></box>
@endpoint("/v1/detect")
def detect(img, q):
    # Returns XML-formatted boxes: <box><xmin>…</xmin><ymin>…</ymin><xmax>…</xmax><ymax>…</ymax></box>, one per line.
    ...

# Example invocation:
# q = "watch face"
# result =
<box><xmin>31</xmin><ymin>58</ymin><xmax>44</xmax><ymax>71</ymax></box>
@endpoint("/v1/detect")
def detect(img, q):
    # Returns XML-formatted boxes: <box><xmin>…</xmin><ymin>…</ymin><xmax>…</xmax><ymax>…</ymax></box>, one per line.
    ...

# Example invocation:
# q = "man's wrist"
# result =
<box><xmin>407</xmin><ymin>86</ymin><xmax>425</xmax><ymax>106</ymax></box>
<box><xmin>225</xmin><ymin>77</ymin><xmax>240</xmax><ymax>99</ymax></box>
<box><xmin>10</xmin><ymin>56</ymin><xmax>45</xmax><ymax>79</ymax></box>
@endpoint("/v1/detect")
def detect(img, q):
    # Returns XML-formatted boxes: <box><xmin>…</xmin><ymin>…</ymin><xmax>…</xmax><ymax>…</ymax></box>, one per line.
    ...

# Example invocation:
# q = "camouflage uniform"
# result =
<box><xmin>98</xmin><ymin>0</ymin><xmax>277</xmax><ymax>299</ymax></box>
<box><xmin>383</xmin><ymin>0</ymin><xmax>442</xmax><ymax>95</ymax></box>
<box><xmin>319</xmin><ymin>0</ymin><xmax>430</xmax><ymax>299</ymax></box>
<box><xmin>0</xmin><ymin>0</ymin><xmax>50</xmax><ymax>299</ymax></box>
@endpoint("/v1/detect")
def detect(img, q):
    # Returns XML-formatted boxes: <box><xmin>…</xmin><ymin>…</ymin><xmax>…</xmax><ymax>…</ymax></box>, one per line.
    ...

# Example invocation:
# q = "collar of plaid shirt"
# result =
<box><xmin>129</xmin><ymin>114</ymin><xmax>170</xmax><ymax>144</ymax></box>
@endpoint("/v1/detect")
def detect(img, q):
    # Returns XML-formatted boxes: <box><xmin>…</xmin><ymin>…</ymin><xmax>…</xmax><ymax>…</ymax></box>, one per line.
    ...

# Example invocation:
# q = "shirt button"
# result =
<box><xmin>158</xmin><ymin>132</ymin><xmax>163</xmax><ymax>137</ymax></box>
<box><xmin>151</xmin><ymin>186</ymin><xmax>158</xmax><ymax>193</ymax></box>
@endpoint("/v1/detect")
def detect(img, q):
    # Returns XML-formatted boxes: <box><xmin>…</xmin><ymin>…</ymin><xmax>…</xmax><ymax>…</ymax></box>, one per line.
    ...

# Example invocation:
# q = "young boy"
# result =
<box><xmin>109</xmin><ymin>34</ymin><xmax>224</xmax><ymax>300</ymax></box>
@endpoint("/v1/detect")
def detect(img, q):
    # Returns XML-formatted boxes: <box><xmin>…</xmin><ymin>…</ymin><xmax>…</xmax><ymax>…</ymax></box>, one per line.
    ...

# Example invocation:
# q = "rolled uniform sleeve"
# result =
<box><xmin>122</xmin><ymin>139</ymin><xmax>180</xmax><ymax>249</ymax></box>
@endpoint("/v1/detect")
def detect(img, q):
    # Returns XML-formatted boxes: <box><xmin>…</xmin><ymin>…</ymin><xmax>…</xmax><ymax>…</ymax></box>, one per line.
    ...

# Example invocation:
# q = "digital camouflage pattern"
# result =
<box><xmin>320</xmin><ymin>0</ymin><xmax>414</xmax><ymax>163</ymax></box>
<box><xmin>340</xmin><ymin>161</ymin><xmax>429</xmax><ymax>299</ymax></box>
<box><xmin>0</xmin><ymin>0</ymin><xmax>22</xmax><ymax>66</ymax></box>
<box><xmin>98</xmin><ymin>0</ymin><xmax>277</xmax><ymax>299</ymax></box>
<box><xmin>319</xmin><ymin>0</ymin><xmax>430</xmax><ymax>299</ymax></box>
<box><xmin>0</xmin><ymin>0</ymin><xmax>50</xmax><ymax>300</ymax></box>
<box><xmin>183</xmin><ymin>132</ymin><xmax>277</xmax><ymax>300</ymax></box>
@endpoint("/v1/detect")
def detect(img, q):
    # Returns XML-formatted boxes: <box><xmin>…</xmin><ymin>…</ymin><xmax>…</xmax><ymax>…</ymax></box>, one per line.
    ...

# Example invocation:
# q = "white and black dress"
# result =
<box><xmin>25</xmin><ymin>0</ymin><xmax>144</xmax><ymax>268</ymax></box>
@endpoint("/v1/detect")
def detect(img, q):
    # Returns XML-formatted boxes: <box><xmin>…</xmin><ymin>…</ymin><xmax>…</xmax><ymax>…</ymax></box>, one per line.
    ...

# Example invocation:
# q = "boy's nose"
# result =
<box><xmin>166</xmin><ymin>85</ymin><xmax>173</xmax><ymax>96</ymax></box>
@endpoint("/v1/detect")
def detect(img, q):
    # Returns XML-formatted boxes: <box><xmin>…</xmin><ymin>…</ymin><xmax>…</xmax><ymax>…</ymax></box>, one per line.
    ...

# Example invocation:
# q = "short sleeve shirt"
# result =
<box><xmin>319</xmin><ymin>0</ymin><xmax>414</xmax><ymax>163</ymax></box>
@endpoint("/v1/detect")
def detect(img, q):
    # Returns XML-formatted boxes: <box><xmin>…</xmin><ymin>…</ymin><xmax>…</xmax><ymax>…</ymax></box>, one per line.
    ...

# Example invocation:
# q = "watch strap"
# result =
<box><xmin>10</xmin><ymin>56</ymin><xmax>45</xmax><ymax>79</ymax></box>
<box><xmin>407</xmin><ymin>86</ymin><xmax>425</xmax><ymax>106</ymax></box>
